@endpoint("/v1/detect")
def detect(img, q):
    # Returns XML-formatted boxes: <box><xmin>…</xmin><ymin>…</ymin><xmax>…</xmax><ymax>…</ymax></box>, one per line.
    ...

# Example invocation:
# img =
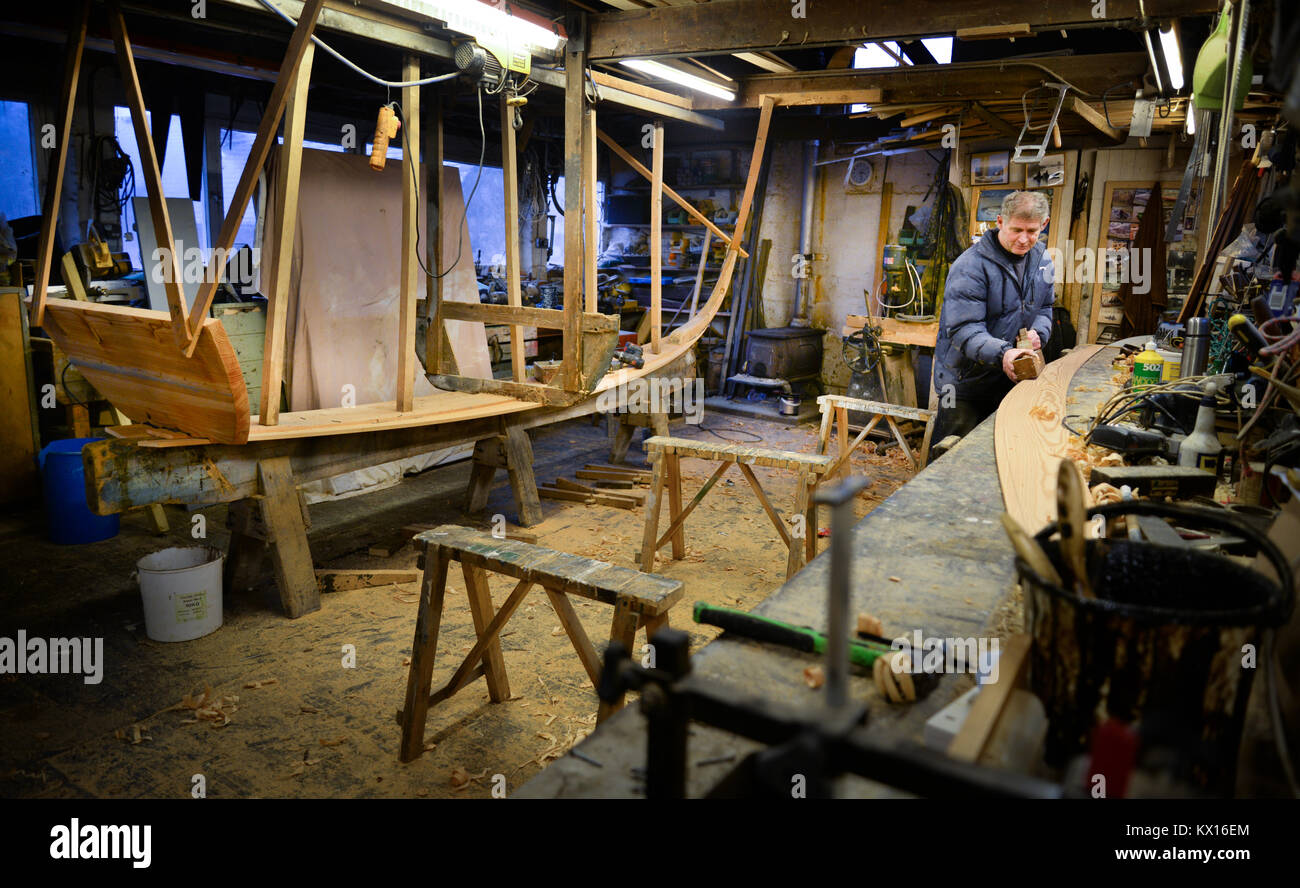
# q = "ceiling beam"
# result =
<box><xmin>693</xmin><ymin>52</ymin><xmax>1149</xmax><ymax>110</ymax></box>
<box><xmin>209</xmin><ymin>0</ymin><xmax>722</xmax><ymax>128</ymax></box>
<box><xmin>970</xmin><ymin>101</ymin><xmax>1022</xmax><ymax>139</ymax></box>
<box><xmin>1068</xmin><ymin>95</ymin><xmax>1124</xmax><ymax>141</ymax></box>
<box><xmin>587</xmin><ymin>0</ymin><xmax>1219</xmax><ymax>60</ymax></box>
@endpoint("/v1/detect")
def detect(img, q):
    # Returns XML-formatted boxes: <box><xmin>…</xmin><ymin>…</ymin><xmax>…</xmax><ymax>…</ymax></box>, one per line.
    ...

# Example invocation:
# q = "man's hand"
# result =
<box><xmin>1002</xmin><ymin>348</ymin><xmax>1037</xmax><ymax>381</ymax></box>
<box><xmin>1024</xmin><ymin>328</ymin><xmax>1043</xmax><ymax>351</ymax></box>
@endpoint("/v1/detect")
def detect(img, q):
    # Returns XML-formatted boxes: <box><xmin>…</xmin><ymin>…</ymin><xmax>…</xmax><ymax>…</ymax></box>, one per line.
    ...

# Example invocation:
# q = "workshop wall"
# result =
<box><xmin>753</xmin><ymin>143</ymin><xmax>938</xmax><ymax>392</ymax></box>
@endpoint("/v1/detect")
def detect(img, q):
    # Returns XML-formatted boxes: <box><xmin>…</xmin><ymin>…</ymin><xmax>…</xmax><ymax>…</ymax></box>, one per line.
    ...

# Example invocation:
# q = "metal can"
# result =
<box><xmin>1181</xmin><ymin>317</ymin><xmax>1211</xmax><ymax>377</ymax></box>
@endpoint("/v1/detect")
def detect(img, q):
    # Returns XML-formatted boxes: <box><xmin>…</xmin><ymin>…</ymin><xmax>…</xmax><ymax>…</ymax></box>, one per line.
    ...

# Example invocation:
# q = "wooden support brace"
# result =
<box><xmin>186</xmin><ymin>0</ymin><xmax>327</xmax><ymax>352</ymax></box>
<box><xmin>30</xmin><ymin>0</ymin><xmax>90</xmax><ymax>329</ymax></box>
<box><xmin>108</xmin><ymin>1</ymin><xmax>192</xmax><ymax>349</ymax></box>
<box><xmin>257</xmin><ymin>456</ymin><xmax>320</xmax><ymax>618</ymax></box>
<box><xmin>653</xmin><ymin>460</ymin><xmax>729</xmax><ymax>551</ymax></box>
<box><xmin>501</xmin><ymin>92</ymin><xmax>527</xmax><ymax>383</ymax></box>
<box><xmin>396</xmin><ymin>54</ymin><xmax>421</xmax><ymax>412</ymax></box>
<box><xmin>461</xmin><ymin>562</ymin><xmax>511</xmax><ymax>702</ymax></box>
<box><xmin>650</xmin><ymin>121</ymin><xmax>665</xmax><ymax>354</ymax></box>
<box><xmin>562</xmin><ymin>48</ymin><xmax>585</xmax><ymax>391</ymax></box>
<box><xmin>259</xmin><ymin>40</ymin><xmax>314</xmax><ymax>425</ymax></box>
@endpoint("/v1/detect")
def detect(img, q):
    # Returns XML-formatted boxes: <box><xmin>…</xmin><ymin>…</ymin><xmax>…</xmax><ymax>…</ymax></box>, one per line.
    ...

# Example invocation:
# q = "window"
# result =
<box><xmin>0</xmin><ymin>101</ymin><xmax>38</xmax><ymax>222</ymax></box>
<box><xmin>113</xmin><ymin>107</ymin><xmax>207</xmax><ymax>271</ymax></box>
<box><xmin>219</xmin><ymin>129</ymin><xmax>262</xmax><ymax>264</ymax></box>
<box><xmin>851</xmin><ymin>38</ymin><xmax>952</xmax><ymax>113</ymax></box>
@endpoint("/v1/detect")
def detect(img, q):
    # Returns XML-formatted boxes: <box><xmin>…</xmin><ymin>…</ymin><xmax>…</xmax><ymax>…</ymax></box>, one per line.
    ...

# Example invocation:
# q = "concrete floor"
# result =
<box><xmin>0</xmin><ymin>412</ymin><xmax>918</xmax><ymax>798</ymax></box>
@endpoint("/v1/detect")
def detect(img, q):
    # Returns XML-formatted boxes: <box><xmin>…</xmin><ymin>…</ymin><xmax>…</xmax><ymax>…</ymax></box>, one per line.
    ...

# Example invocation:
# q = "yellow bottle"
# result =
<box><xmin>1132</xmin><ymin>339</ymin><xmax>1165</xmax><ymax>391</ymax></box>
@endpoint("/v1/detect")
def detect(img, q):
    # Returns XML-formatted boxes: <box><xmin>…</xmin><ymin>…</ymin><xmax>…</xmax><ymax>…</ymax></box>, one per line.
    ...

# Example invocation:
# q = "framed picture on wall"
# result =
<box><xmin>1086</xmin><ymin>179</ymin><xmax>1201</xmax><ymax>344</ymax></box>
<box><xmin>970</xmin><ymin>151</ymin><xmax>1010</xmax><ymax>185</ymax></box>
<box><xmin>969</xmin><ymin>186</ymin><xmax>1058</xmax><ymax>243</ymax></box>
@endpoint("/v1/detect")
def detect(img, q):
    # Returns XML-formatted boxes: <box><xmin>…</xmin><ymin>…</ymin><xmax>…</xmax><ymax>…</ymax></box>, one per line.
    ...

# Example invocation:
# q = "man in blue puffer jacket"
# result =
<box><xmin>932</xmin><ymin>190</ymin><xmax>1055</xmax><ymax>444</ymax></box>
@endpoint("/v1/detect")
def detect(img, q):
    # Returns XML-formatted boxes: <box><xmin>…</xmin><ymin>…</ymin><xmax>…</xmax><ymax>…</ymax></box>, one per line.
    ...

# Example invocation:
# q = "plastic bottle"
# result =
<box><xmin>1132</xmin><ymin>339</ymin><xmax>1165</xmax><ymax>390</ymax></box>
<box><xmin>1178</xmin><ymin>381</ymin><xmax>1222</xmax><ymax>474</ymax></box>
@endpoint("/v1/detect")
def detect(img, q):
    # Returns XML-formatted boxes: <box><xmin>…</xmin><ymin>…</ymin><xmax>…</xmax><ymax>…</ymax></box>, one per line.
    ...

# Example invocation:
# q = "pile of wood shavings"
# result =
<box><xmin>166</xmin><ymin>686</ymin><xmax>240</xmax><ymax>728</ymax></box>
<box><xmin>1064</xmin><ymin>433</ymin><xmax>1125</xmax><ymax>483</ymax></box>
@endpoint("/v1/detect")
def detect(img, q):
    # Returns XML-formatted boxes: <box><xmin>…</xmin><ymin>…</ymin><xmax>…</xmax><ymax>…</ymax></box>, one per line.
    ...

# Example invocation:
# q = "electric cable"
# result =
<box><xmin>391</xmin><ymin>87</ymin><xmax>487</xmax><ymax>280</ymax></box>
<box><xmin>254</xmin><ymin>0</ymin><xmax>461</xmax><ymax>88</ymax></box>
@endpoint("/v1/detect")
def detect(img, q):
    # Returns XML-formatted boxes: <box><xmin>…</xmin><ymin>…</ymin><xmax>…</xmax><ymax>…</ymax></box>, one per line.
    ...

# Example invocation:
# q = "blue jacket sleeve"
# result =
<box><xmin>944</xmin><ymin>263</ymin><xmax>1008</xmax><ymax>366</ymax></box>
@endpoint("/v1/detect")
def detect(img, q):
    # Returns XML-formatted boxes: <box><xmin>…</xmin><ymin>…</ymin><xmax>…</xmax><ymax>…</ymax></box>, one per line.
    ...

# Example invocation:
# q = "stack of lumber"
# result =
<box><xmin>540</xmin><ymin>464</ymin><xmax>651</xmax><ymax>510</ymax></box>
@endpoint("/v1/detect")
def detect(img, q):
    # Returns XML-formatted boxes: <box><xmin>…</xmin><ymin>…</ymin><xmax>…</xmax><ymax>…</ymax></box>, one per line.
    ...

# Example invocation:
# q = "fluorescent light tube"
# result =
<box><xmin>379</xmin><ymin>0</ymin><xmax>563</xmax><ymax>53</ymax></box>
<box><xmin>1159</xmin><ymin>25</ymin><xmax>1184</xmax><ymax>92</ymax></box>
<box><xmin>620</xmin><ymin>59</ymin><xmax>736</xmax><ymax>102</ymax></box>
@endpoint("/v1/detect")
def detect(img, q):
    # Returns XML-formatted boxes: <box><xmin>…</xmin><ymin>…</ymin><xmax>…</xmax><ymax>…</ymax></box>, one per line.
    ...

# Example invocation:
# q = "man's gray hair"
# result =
<box><xmin>1000</xmin><ymin>190</ymin><xmax>1050</xmax><ymax>222</ymax></box>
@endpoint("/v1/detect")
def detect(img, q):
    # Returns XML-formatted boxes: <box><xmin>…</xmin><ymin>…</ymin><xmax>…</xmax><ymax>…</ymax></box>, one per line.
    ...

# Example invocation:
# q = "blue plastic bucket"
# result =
<box><xmin>38</xmin><ymin>437</ymin><xmax>119</xmax><ymax>545</ymax></box>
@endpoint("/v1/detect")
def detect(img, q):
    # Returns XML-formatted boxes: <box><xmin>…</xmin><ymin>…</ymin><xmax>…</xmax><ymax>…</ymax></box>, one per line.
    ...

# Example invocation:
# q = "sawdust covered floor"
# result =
<box><xmin>0</xmin><ymin>413</ymin><xmax>916</xmax><ymax>799</ymax></box>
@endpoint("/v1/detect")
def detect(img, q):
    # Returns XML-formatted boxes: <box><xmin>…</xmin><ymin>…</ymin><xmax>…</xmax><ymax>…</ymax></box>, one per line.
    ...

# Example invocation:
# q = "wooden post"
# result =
<box><xmin>650</xmin><ymin>121</ymin><xmax>664</xmax><ymax>354</ymax></box>
<box><xmin>583</xmin><ymin>104</ymin><xmax>599</xmax><ymax>313</ymax></box>
<box><xmin>425</xmin><ymin>93</ymin><xmax>445</xmax><ymax>368</ymax></box>
<box><xmin>872</xmin><ymin>183</ymin><xmax>893</xmax><ymax>316</ymax></box>
<box><xmin>30</xmin><ymin>0</ymin><xmax>89</xmax><ymax>329</ymax></box>
<box><xmin>185</xmin><ymin>0</ymin><xmax>326</xmax><ymax>354</ymax></box>
<box><xmin>501</xmin><ymin>93</ymin><xmax>526</xmax><ymax>383</ymax></box>
<box><xmin>562</xmin><ymin>46</ymin><xmax>585</xmax><ymax>390</ymax></box>
<box><xmin>397</xmin><ymin>55</ymin><xmax>420</xmax><ymax>412</ymax></box>
<box><xmin>108</xmin><ymin>2</ymin><xmax>191</xmax><ymax>349</ymax></box>
<box><xmin>689</xmin><ymin>229</ymin><xmax>711</xmax><ymax>318</ymax></box>
<box><xmin>257</xmin><ymin>456</ymin><xmax>320</xmax><ymax>619</ymax></box>
<box><xmin>259</xmin><ymin>41</ymin><xmax>314</xmax><ymax>425</ymax></box>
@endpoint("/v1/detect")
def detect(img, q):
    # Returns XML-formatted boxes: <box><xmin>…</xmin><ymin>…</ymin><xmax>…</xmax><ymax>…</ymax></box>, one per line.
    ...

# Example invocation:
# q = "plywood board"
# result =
<box><xmin>132</xmin><ymin>196</ymin><xmax>203</xmax><ymax>314</ymax></box>
<box><xmin>258</xmin><ymin>151</ymin><xmax>492</xmax><ymax>421</ymax></box>
<box><xmin>40</xmin><ymin>299</ymin><xmax>250</xmax><ymax>444</ymax></box>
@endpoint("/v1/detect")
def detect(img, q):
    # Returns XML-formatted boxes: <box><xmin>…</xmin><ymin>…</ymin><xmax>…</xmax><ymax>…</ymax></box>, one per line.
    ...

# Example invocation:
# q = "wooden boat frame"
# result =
<box><xmin>30</xmin><ymin>0</ymin><xmax>776</xmax><ymax>445</ymax></box>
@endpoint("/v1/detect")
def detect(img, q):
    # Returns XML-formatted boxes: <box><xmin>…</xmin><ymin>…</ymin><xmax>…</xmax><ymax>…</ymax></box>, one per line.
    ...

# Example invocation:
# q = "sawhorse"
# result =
<box><xmin>224</xmin><ymin>456</ymin><xmax>319</xmax><ymax>619</ymax></box>
<box><xmin>464</xmin><ymin>423</ymin><xmax>543</xmax><ymax>527</ymax></box>
<box><xmin>639</xmin><ymin>436</ymin><xmax>833</xmax><ymax>580</ymax></box>
<box><xmin>398</xmin><ymin>525</ymin><xmax>683</xmax><ymax>761</ymax></box>
<box><xmin>815</xmin><ymin>393</ymin><xmax>936</xmax><ymax>476</ymax></box>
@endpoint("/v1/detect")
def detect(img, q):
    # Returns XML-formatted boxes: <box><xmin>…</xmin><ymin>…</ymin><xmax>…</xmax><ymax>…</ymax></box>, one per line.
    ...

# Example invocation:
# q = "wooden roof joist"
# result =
<box><xmin>693</xmin><ymin>52</ymin><xmax>1151</xmax><ymax>110</ymax></box>
<box><xmin>586</xmin><ymin>0</ymin><xmax>1221</xmax><ymax>61</ymax></box>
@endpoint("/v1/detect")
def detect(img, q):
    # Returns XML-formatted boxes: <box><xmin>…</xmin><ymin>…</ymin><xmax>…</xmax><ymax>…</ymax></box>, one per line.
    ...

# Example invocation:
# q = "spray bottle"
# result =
<box><xmin>1177</xmin><ymin>381</ymin><xmax>1222</xmax><ymax>474</ymax></box>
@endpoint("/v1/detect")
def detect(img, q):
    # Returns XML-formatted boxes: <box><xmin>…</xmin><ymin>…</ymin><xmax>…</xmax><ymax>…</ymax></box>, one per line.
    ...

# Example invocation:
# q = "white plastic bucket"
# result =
<box><xmin>137</xmin><ymin>547</ymin><xmax>224</xmax><ymax>642</ymax></box>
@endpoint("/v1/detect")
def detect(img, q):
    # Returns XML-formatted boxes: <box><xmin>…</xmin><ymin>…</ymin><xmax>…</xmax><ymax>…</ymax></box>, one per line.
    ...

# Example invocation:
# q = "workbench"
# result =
<box><xmin>517</xmin><ymin>346</ymin><xmax>1121</xmax><ymax>797</ymax></box>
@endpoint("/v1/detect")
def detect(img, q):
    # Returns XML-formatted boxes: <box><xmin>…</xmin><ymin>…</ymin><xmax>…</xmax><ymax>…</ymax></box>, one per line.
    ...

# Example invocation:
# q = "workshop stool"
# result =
<box><xmin>639</xmin><ymin>436</ymin><xmax>833</xmax><ymax>580</ymax></box>
<box><xmin>398</xmin><ymin>524</ymin><xmax>684</xmax><ymax>762</ymax></box>
<box><xmin>815</xmin><ymin>393</ymin><xmax>936</xmax><ymax>475</ymax></box>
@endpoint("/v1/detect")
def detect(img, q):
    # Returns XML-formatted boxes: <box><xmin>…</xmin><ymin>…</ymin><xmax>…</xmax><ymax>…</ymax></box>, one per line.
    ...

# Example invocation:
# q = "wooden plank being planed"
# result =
<box><xmin>994</xmin><ymin>345</ymin><xmax>1105</xmax><ymax>533</ymax></box>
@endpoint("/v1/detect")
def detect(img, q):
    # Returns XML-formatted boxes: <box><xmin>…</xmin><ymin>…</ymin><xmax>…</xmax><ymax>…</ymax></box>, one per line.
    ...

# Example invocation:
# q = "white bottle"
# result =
<box><xmin>1178</xmin><ymin>381</ymin><xmax>1221</xmax><ymax>474</ymax></box>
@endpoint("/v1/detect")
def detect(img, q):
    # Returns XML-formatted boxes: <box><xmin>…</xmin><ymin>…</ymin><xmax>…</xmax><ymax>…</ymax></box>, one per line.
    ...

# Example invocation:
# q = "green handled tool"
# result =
<box><xmin>692</xmin><ymin>602</ymin><xmax>892</xmax><ymax>669</ymax></box>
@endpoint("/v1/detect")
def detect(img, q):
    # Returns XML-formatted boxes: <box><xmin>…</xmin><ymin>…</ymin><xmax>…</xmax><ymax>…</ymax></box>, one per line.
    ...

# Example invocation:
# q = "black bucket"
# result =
<box><xmin>1018</xmin><ymin>500</ymin><xmax>1293</xmax><ymax>795</ymax></box>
